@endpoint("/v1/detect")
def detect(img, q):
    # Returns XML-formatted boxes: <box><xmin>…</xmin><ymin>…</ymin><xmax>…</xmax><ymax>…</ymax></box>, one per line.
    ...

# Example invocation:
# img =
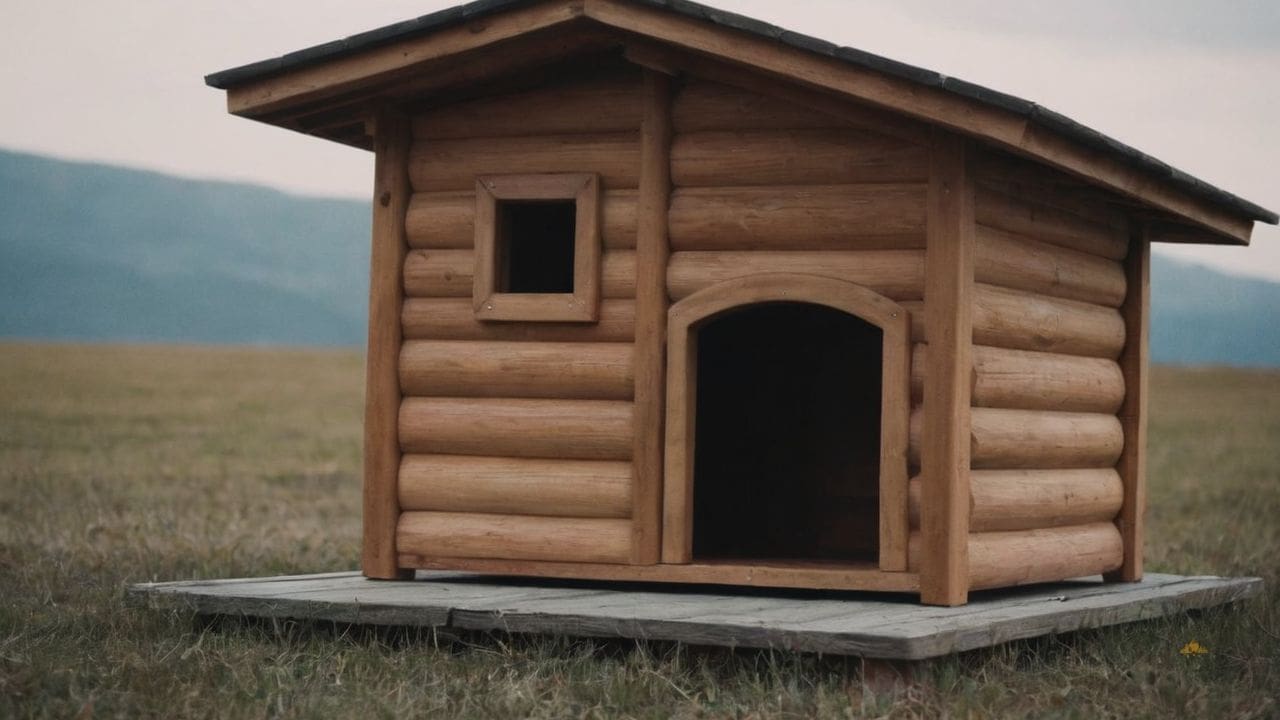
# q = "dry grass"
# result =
<box><xmin>1</xmin><ymin>342</ymin><xmax>1276</xmax><ymax>718</ymax></box>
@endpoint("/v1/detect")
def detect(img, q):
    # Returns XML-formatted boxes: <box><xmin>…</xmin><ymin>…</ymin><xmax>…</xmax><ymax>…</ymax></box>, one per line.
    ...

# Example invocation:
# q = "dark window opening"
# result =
<box><xmin>691</xmin><ymin>302</ymin><xmax>883</xmax><ymax>564</ymax></box>
<box><xmin>496</xmin><ymin>200</ymin><xmax>576</xmax><ymax>294</ymax></box>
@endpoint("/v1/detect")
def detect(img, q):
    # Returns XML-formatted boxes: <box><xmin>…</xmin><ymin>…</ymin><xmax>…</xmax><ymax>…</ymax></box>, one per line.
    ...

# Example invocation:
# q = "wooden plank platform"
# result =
<box><xmin>129</xmin><ymin>571</ymin><xmax>1260</xmax><ymax>661</ymax></box>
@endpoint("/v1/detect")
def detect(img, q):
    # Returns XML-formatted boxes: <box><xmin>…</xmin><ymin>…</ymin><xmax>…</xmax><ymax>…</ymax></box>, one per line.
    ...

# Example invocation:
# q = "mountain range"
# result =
<box><xmin>1</xmin><ymin>148</ymin><xmax>1276</xmax><ymax>365</ymax></box>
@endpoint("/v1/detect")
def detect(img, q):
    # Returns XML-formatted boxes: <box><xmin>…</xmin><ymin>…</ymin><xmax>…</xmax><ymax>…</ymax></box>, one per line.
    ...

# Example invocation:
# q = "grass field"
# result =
<box><xmin>1</xmin><ymin>342</ymin><xmax>1277</xmax><ymax>718</ymax></box>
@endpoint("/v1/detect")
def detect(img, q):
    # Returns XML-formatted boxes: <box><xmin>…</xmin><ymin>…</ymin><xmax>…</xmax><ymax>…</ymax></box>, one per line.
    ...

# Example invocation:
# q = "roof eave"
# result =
<box><xmin>204</xmin><ymin>0</ymin><xmax>1277</xmax><ymax>238</ymax></box>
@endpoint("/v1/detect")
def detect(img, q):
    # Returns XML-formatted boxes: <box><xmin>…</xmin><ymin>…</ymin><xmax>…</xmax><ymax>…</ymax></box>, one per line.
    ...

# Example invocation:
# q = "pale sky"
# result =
<box><xmin>2</xmin><ymin>0</ymin><xmax>1276</xmax><ymax>280</ymax></box>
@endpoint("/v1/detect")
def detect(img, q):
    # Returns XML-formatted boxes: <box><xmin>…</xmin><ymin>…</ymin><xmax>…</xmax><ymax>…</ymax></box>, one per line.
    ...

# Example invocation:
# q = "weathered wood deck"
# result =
<box><xmin>129</xmin><ymin>571</ymin><xmax>1260</xmax><ymax>661</ymax></box>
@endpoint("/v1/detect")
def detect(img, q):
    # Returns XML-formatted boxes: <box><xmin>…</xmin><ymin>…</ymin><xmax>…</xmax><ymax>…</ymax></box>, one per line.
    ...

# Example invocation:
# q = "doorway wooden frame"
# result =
<box><xmin>660</xmin><ymin>273</ymin><xmax>912</xmax><ymax>571</ymax></box>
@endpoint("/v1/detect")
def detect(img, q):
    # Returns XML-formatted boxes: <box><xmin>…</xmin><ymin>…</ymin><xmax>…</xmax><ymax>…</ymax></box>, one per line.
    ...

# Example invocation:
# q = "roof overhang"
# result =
<box><xmin>206</xmin><ymin>0</ymin><xmax>1277</xmax><ymax>246</ymax></box>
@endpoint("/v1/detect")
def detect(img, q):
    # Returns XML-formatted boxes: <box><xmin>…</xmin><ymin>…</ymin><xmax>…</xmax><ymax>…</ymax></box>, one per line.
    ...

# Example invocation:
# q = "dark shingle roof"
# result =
<box><xmin>205</xmin><ymin>0</ymin><xmax>1277</xmax><ymax>225</ymax></box>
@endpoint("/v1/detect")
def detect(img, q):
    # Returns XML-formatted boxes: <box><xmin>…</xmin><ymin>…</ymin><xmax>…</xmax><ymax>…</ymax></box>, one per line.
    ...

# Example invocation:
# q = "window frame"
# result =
<box><xmin>473</xmin><ymin>173</ymin><xmax>601</xmax><ymax>322</ymax></box>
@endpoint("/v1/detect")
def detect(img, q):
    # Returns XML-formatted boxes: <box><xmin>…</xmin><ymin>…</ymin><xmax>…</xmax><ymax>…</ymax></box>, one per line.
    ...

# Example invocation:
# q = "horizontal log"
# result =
<box><xmin>405</xmin><ymin>190</ymin><xmax>638</xmax><ymax>250</ymax></box>
<box><xmin>975</xmin><ymin>186</ymin><xmax>1129</xmax><ymax>260</ymax></box>
<box><xmin>400</xmin><ymin>397</ymin><xmax>634</xmax><ymax>460</ymax></box>
<box><xmin>409</xmin><ymin>133</ymin><xmax>641</xmax><ymax>192</ymax></box>
<box><xmin>402</xmin><ymin>249</ymin><xmax>473</xmax><ymax>297</ymax></box>
<box><xmin>412</xmin><ymin>76</ymin><xmax>643</xmax><ymax>140</ymax></box>
<box><xmin>404</xmin><ymin>191</ymin><xmax>474</xmax><ymax>249</ymax></box>
<box><xmin>972</xmin><ymin>153</ymin><xmax>1132</xmax><ymax>233</ymax></box>
<box><xmin>911</xmin><ymin>345</ymin><xmax>1125</xmax><ymax>413</ymax></box>
<box><xmin>968</xmin><ymin>408</ymin><xmax>1124</xmax><ymax>469</ymax></box>
<box><xmin>667</xmin><ymin>250</ymin><xmax>925</xmax><ymax>301</ymax></box>
<box><xmin>397</xmin><ymin>511</ymin><xmax>632</xmax><ymax>564</ymax></box>
<box><xmin>909</xmin><ymin>408</ymin><xmax>1124</xmax><ymax>469</ymax></box>
<box><xmin>668</xmin><ymin>185</ymin><xmax>926</xmax><ymax>251</ymax></box>
<box><xmin>908</xmin><ymin>522</ymin><xmax>1123</xmax><ymax>589</ymax></box>
<box><xmin>399</xmin><ymin>340</ymin><xmax>634</xmax><ymax>400</ymax></box>
<box><xmin>909</xmin><ymin>469</ymin><xmax>1123</xmax><ymax>532</ymax></box>
<box><xmin>401</xmin><ymin>298</ymin><xmax>636</xmax><ymax>342</ymax></box>
<box><xmin>972</xmin><ymin>284</ymin><xmax>1126</xmax><ymax>358</ymax></box>
<box><xmin>651</xmin><ymin>50</ymin><xmax>930</xmax><ymax>144</ymax></box>
<box><xmin>972</xmin><ymin>346</ymin><xmax>1125</xmax><ymax>413</ymax></box>
<box><xmin>967</xmin><ymin>523</ymin><xmax>1123</xmax><ymax>590</ymax></box>
<box><xmin>673</xmin><ymin>78</ymin><xmax>861</xmax><ymax>132</ymax></box>
<box><xmin>398</xmin><ymin>454</ymin><xmax>632</xmax><ymax>518</ymax></box>
<box><xmin>975</xmin><ymin>225</ymin><xmax>1127</xmax><ymax>307</ymax></box>
<box><xmin>403</xmin><ymin>249</ymin><xmax>636</xmax><ymax>299</ymax></box>
<box><xmin>671</xmin><ymin>130</ymin><xmax>928</xmax><ymax>187</ymax></box>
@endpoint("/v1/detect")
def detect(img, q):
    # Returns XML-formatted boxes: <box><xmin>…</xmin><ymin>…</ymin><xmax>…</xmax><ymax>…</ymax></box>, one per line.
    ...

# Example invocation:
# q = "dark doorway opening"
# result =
<box><xmin>691</xmin><ymin>302</ymin><xmax>883</xmax><ymax>564</ymax></box>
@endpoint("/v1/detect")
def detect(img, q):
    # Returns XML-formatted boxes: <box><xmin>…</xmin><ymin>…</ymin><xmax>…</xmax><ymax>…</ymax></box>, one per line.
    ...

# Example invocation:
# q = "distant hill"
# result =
<box><xmin>1150</xmin><ymin>255</ymin><xmax>1280</xmax><ymax>366</ymax></box>
<box><xmin>1</xmin><ymin>149</ymin><xmax>1277</xmax><ymax>365</ymax></box>
<box><xmin>0</xmin><ymin>149</ymin><xmax>367</xmax><ymax>346</ymax></box>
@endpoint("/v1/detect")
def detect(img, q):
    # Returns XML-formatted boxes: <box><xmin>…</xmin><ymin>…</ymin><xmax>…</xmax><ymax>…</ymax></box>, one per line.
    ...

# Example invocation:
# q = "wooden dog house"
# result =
<box><xmin>207</xmin><ymin>0</ymin><xmax>1277</xmax><ymax>605</ymax></box>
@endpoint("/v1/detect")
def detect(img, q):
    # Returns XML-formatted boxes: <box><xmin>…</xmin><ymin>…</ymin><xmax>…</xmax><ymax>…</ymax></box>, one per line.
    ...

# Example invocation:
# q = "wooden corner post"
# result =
<box><xmin>631</xmin><ymin>69</ymin><xmax>674</xmax><ymax>564</ymax></box>
<box><xmin>921</xmin><ymin>131</ymin><xmax>975</xmax><ymax>606</ymax></box>
<box><xmin>1106</xmin><ymin>228</ymin><xmax>1150</xmax><ymax>582</ymax></box>
<box><xmin>363</xmin><ymin>108</ymin><xmax>413</xmax><ymax>580</ymax></box>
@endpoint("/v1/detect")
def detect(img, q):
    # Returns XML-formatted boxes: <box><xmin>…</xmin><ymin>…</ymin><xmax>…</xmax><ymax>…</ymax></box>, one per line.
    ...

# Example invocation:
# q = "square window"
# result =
<box><xmin>474</xmin><ymin>174</ymin><xmax>601</xmax><ymax>322</ymax></box>
<box><xmin>497</xmin><ymin>201</ymin><xmax>576</xmax><ymax>294</ymax></box>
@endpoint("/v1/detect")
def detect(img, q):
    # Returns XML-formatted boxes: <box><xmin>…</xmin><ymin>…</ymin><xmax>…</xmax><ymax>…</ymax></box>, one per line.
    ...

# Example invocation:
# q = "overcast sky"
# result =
<box><xmin>2</xmin><ymin>0</ymin><xmax>1276</xmax><ymax>280</ymax></box>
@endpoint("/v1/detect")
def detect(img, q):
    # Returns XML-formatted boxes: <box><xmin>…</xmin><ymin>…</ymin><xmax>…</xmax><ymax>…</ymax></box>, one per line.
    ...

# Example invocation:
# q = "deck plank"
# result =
<box><xmin>129</xmin><ymin>571</ymin><xmax>1261</xmax><ymax>660</ymax></box>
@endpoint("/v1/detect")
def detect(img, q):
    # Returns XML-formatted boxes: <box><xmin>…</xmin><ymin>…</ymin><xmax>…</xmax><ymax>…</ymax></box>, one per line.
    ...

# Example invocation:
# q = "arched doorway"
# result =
<box><xmin>662</xmin><ymin>274</ymin><xmax>910</xmax><ymax>571</ymax></box>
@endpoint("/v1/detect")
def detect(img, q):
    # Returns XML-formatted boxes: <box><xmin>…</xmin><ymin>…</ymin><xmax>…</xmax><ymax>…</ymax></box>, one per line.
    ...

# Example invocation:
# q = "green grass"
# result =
<box><xmin>1</xmin><ymin>342</ymin><xmax>1277</xmax><ymax>718</ymax></box>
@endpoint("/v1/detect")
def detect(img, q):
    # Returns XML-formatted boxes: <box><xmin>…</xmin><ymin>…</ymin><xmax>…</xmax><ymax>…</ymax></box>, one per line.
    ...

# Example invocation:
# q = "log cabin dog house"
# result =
<box><xmin>207</xmin><ymin>0</ymin><xmax>1277</xmax><ymax>605</ymax></box>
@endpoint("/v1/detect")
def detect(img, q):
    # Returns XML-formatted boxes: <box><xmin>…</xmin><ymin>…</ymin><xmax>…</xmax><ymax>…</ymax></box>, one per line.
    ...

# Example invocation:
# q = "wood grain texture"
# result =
<box><xmin>668</xmin><ymin>185</ymin><xmax>926</xmax><ymax>251</ymax></box>
<box><xmin>909</xmin><ymin>469</ymin><xmax>1123</xmax><ymax>532</ymax></box>
<box><xmin>399</xmin><ymin>397</ymin><xmax>634</xmax><ymax>460</ymax></box>
<box><xmin>673</xmin><ymin>77</ymin><xmax>855</xmax><ymax>132</ymax></box>
<box><xmin>644</xmin><ymin>49</ymin><xmax>930</xmax><ymax>144</ymax></box>
<box><xmin>583</xmin><ymin>0</ymin><xmax>1256</xmax><ymax>243</ymax></box>
<box><xmin>399</xmin><ymin>340</ymin><xmax>635</xmax><ymax>399</ymax></box>
<box><xmin>970</xmin><ymin>346</ymin><xmax>1125</xmax><ymax>413</ymax></box>
<box><xmin>630</xmin><ymin>70</ymin><xmax>673</xmax><ymax>564</ymax></box>
<box><xmin>409</xmin><ymin>133</ymin><xmax>640</xmax><ymax>192</ymax></box>
<box><xmin>397</xmin><ymin>512</ymin><xmax>633</xmax><ymax>564</ymax></box>
<box><xmin>671</xmin><ymin>129</ymin><xmax>928</xmax><ymax>187</ymax></box>
<box><xmin>398</xmin><ymin>454</ymin><xmax>632</xmax><ymax>518</ymax></box>
<box><xmin>362</xmin><ymin>109</ymin><xmax>412</xmax><ymax>580</ymax></box>
<box><xmin>401</xmin><ymin>297</ymin><xmax>636</xmax><ymax>342</ymax></box>
<box><xmin>667</xmin><ymin>250</ymin><xmax>925</xmax><ymax>302</ymax></box>
<box><xmin>1107</xmin><ymin>233</ymin><xmax>1150</xmax><ymax>582</ymax></box>
<box><xmin>975</xmin><ymin>224</ymin><xmax>1127</xmax><ymax>307</ymax></box>
<box><xmin>414</xmin><ymin>557</ymin><xmax>919</xmax><ymax>593</ymax></box>
<box><xmin>919</xmin><ymin>131</ymin><xmax>974</xmax><ymax>606</ymax></box>
<box><xmin>412</xmin><ymin>74</ymin><xmax>643</xmax><ymax>140</ymax></box>
<box><xmin>402</xmin><ymin>249</ymin><xmax>475</xmax><ymax>297</ymax></box>
<box><xmin>971</xmin><ymin>151</ymin><xmax>1132</xmax><ymax>232</ymax></box>
<box><xmin>404</xmin><ymin>191</ymin><xmax>475</xmax><ymax>249</ymax></box>
<box><xmin>225</xmin><ymin>1</ymin><xmax>586</xmax><ymax>117</ymax></box>
<box><xmin>964</xmin><ymin>522</ymin><xmax>1123</xmax><ymax>590</ymax></box>
<box><xmin>405</xmin><ymin>189</ymin><xmax>637</xmax><ymax>250</ymax></box>
<box><xmin>471</xmin><ymin>173</ymin><xmax>603</xmax><ymax>323</ymax></box>
<box><xmin>134</xmin><ymin>571</ymin><xmax>1261</xmax><ymax>660</ymax></box>
<box><xmin>910</xmin><ymin>408</ymin><xmax>1124</xmax><ymax>470</ymax></box>
<box><xmin>403</xmin><ymin>248</ymin><xmax>635</xmax><ymax>299</ymax></box>
<box><xmin>972</xmin><ymin>284</ymin><xmax>1126</xmax><ymax>358</ymax></box>
<box><xmin>975</xmin><ymin>187</ymin><xmax>1129</xmax><ymax>260</ymax></box>
<box><xmin>911</xmin><ymin>345</ymin><xmax>1125</xmax><ymax>413</ymax></box>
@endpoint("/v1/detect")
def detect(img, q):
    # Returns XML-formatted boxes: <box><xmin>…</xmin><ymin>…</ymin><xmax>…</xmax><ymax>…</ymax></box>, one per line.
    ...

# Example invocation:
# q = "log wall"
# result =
<box><xmin>388</xmin><ymin>62</ymin><xmax>1141</xmax><ymax>593</ymax></box>
<box><xmin>396</xmin><ymin>65</ymin><xmax>644</xmax><ymax>561</ymax></box>
<box><xmin>670</xmin><ymin>77</ymin><xmax>930</xmax><ymax>519</ymax></box>
<box><xmin>930</xmin><ymin>149</ymin><xmax>1136</xmax><ymax>587</ymax></box>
